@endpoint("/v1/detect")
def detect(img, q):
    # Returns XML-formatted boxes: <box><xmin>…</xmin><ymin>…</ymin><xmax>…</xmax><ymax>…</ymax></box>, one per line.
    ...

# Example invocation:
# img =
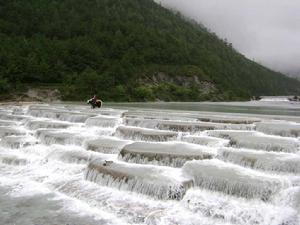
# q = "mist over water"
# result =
<box><xmin>0</xmin><ymin>101</ymin><xmax>300</xmax><ymax>224</ymax></box>
<box><xmin>156</xmin><ymin>0</ymin><xmax>300</xmax><ymax>77</ymax></box>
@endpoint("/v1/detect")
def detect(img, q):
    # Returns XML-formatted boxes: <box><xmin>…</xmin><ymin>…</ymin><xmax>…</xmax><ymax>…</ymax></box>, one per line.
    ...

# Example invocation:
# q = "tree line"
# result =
<box><xmin>0</xmin><ymin>0</ymin><xmax>299</xmax><ymax>101</ymax></box>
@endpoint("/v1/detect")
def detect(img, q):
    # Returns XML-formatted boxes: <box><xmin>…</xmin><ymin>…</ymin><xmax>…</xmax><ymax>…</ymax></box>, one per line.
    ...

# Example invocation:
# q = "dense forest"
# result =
<box><xmin>0</xmin><ymin>0</ymin><xmax>300</xmax><ymax>101</ymax></box>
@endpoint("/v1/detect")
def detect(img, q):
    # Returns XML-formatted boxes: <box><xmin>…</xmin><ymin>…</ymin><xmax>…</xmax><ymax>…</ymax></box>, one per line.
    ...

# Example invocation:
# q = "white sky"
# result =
<box><xmin>156</xmin><ymin>0</ymin><xmax>300</xmax><ymax>77</ymax></box>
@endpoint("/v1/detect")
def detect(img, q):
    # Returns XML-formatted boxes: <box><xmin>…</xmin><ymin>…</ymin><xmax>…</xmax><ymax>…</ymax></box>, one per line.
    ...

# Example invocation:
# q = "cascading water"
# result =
<box><xmin>218</xmin><ymin>147</ymin><xmax>300</xmax><ymax>174</ymax></box>
<box><xmin>0</xmin><ymin>102</ymin><xmax>299</xmax><ymax>225</ymax></box>
<box><xmin>114</xmin><ymin>125</ymin><xmax>178</xmax><ymax>142</ymax></box>
<box><xmin>207</xmin><ymin>130</ymin><xmax>300</xmax><ymax>152</ymax></box>
<box><xmin>119</xmin><ymin>141</ymin><xmax>216</xmax><ymax>167</ymax></box>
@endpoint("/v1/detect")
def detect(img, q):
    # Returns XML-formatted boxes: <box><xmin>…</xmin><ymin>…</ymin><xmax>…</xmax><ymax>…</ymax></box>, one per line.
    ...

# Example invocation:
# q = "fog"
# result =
<box><xmin>156</xmin><ymin>0</ymin><xmax>300</xmax><ymax>77</ymax></box>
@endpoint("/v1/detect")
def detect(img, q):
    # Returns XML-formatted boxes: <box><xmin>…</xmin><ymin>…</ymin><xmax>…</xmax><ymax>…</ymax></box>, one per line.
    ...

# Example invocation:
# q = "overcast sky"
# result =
<box><xmin>156</xmin><ymin>0</ymin><xmax>300</xmax><ymax>77</ymax></box>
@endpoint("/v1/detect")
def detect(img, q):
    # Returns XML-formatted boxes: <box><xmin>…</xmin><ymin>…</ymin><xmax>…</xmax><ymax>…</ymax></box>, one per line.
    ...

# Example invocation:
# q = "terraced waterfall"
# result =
<box><xmin>0</xmin><ymin>103</ymin><xmax>300</xmax><ymax>225</ymax></box>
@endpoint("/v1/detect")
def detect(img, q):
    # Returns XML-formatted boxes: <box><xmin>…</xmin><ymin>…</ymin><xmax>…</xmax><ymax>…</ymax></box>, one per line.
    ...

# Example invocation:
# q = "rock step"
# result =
<box><xmin>84</xmin><ymin>137</ymin><xmax>131</xmax><ymax>154</ymax></box>
<box><xmin>119</xmin><ymin>141</ymin><xmax>216</xmax><ymax>167</ymax></box>
<box><xmin>123</xmin><ymin>111</ymin><xmax>198</xmax><ymax>122</ymax></box>
<box><xmin>183</xmin><ymin>159</ymin><xmax>288</xmax><ymax>201</ymax></box>
<box><xmin>218</xmin><ymin>147</ymin><xmax>300</xmax><ymax>174</ymax></box>
<box><xmin>25</xmin><ymin>119</ymin><xmax>72</xmax><ymax>130</ymax></box>
<box><xmin>85</xmin><ymin>115</ymin><xmax>121</xmax><ymax>128</ymax></box>
<box><xmin>0</xmin><ymin>135</ymin><xmax>38</xmax><ymax>149</ymax></box>
<box><xmin>92</xmin><ymin>109</ymin><xmax>126</xmax><ymax>117</ymax></box>
<box><xmin>0</xmin><ymin>127</ymin><xmax>26</xmax><ymax>138</ymax></box>
<box><xmin>124</xmin><ymin>111</ymin><xmax>260</xmax><ymax>124</ymax></box>
<box><xmin>11</xmin><ymin>107</ymin><xmax>26</xmax><ymax>115</ymax></box>
<box><xmin>207</xmin><ymin>130</ymin><xmax>300</xmax><ymax>153</ymax></box>
<box><xmin>46</xmin><ymin>148</ymin><xmax>114</xmax><ymax>164</ymax></box>
<box><xmin>36</xmin><ymin>129</ymin><xmax>85</xmax><ymax>146</ymax></box>
<box><xmin>124</xmin><ymin>117</ymin><xmax>253</xmax><ymax>132</ymax></box>
<box><xmin>0</xmin><ymin>119</ymin><xmax>18</xmax><ymax>126</ymax></box>
<box><xmin>182</xmin><ymin>135</ymin><xmax>229</xmax><ymax>147</ymax></box>
<box><xmin>28</xmin><ymin>109</ymin><xmax>96</xmax><ymax>123</ymax></box>
<box><xmin>0</xmin><ymin>113</ymin><xmax>29</xmax><ymax>122</ymax></box>
<box><xmin>0</xmin><ymin>152</ymin><xmax>28</xmax><ymax>165</ymax></box>
<box><xmin>114</xmin><ymin>125</ymin><xmax>178</xmax><ymax>142</ymax></box>
<box><xmin>255</xmin><ymin>121</ymin><xmax>300</xmax><ymax>137</ymax></box>
<box><xmin>196</xmin><ymin>114</ymin><xmax>260</xmax><ymax>124</ymax></box>
<box><xmin>85</xmin><ymin>159</ymin><xmax>193</xmax><ymax>200</ymax></box>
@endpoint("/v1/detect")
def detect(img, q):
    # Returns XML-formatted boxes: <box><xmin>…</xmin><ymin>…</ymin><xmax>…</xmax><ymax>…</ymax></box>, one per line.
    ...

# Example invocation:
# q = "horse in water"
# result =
<box><xmin>87</xmin><ymin>98</ymin><xmax>103</xmax><ymax>109</ymax></box>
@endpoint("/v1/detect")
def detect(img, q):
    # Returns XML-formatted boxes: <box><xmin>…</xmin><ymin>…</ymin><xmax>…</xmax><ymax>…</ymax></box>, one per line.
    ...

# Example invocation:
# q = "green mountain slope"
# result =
<box><xmin>0</xmin><ymin>0</ymin><xmax>299</xmax><ymax>101</ymax></box>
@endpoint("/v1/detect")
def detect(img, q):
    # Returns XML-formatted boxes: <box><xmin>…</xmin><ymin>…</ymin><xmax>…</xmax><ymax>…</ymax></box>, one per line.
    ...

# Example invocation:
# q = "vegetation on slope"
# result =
<box><xmin>0</xmin><ymin>0</ymin><xmax>299</xmax><ymax>101</ymax></box>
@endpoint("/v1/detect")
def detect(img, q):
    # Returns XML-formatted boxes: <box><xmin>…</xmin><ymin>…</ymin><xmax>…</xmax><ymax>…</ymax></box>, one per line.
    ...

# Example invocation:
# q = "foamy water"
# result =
<box><xmin>0</xmin><ymin>102</ymin><xmax>300</xmax><ymax>225</ymax></box>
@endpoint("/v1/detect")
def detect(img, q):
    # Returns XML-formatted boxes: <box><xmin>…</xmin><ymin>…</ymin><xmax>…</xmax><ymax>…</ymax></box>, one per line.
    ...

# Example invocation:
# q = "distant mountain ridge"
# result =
<box><xmin>0</xmin><ymin>0</ymin><xmax>299</xmax><ymax>101</ymax></box>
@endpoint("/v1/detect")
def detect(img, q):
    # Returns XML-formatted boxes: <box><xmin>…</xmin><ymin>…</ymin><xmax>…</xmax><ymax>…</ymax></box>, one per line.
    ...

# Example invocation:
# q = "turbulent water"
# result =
<box><xmin>0</xmin><ymin>101</ymin><xmax>300</xmax><ymax>225</ymax></box>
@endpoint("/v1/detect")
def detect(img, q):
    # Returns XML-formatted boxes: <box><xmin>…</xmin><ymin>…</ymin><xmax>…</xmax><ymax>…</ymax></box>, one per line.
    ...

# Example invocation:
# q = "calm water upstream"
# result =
<box><xmin>107</xmin><ymin>101</ymin><xmax>300</xmax><ymax>116</ymax></box>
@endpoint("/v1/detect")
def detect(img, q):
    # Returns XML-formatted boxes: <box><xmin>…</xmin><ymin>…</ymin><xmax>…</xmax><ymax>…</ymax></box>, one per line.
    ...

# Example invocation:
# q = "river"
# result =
<box><xmin>0</xmin><ymin>101</ymin><xmax>299</xmax><ymax>225</ymax></box>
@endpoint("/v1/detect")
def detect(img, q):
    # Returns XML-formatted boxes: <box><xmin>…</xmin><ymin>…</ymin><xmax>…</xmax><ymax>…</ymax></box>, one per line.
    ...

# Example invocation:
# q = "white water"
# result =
<box><xmin>0</xmin><ymin>102</ymin><xmax>300</xmax><ymax>225</ymax></box>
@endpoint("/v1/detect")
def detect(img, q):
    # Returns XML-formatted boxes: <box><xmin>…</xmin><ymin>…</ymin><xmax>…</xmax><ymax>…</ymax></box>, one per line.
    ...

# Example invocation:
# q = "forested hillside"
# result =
<box><xmin>0</xmin><ymin>0</ymin><xmax>300</xmax><ymax>101</ymax></box>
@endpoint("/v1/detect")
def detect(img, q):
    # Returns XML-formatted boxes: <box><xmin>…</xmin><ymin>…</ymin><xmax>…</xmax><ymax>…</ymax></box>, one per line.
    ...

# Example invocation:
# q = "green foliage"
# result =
<box><xmin>111</xmin><ymin>85</ymin><xmax>129</xmax><ymax>102</ymax></box>
<box><xmin>0</xmin><ymin>0</ymin><xmax>300</xmax><ymax>101</ymax></box>
<box><xmin>133</xmin><ymin>85</ymin><xmax>155</xmax><ymax>101</ymax></box>
<box><xmin>139</xmin><ymin>64</ymin><xmax>210</xmax><ymax>81</ymax></box>
<box><xmin>0</xmin><ymin>76</ymin><xmax>10</xmax><ymax>94</ymax></box>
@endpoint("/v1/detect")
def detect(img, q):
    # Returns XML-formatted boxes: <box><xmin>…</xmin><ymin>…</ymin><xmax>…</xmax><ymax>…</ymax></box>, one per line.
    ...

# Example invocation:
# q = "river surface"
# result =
<box><xmin>0</xmin><ymin>101</ymin><xmax>300</xmax><ymax>225</ymax></box>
